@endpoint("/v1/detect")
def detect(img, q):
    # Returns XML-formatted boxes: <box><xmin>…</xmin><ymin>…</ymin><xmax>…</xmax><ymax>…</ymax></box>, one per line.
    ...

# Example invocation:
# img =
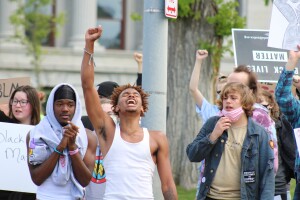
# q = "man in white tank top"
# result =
<box><xmin>81</xmin><ymin>26</ymin><xmax>178</xmax><ymax>200</ymax></box>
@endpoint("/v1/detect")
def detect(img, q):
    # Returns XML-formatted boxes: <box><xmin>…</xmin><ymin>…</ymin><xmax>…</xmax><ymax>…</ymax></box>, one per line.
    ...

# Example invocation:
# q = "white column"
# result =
<box><xmin>125</xmin><ymin>0</ymin><xmax>143</xmax><ymax>50</ymax></box>
<box><xmin>68</xmin><ymin>0</ymin><xmax>101</xmax><ymax>50</ymax></box>
<box><xmin>0</xmin><ymin>0</ymin><xmax>21</xmax><ymax>47</ymax></box>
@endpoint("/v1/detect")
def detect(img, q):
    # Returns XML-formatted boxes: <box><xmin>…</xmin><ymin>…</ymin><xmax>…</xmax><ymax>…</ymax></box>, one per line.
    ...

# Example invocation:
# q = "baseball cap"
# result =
<box><xmin>97</xmin><ymin>81</ymin><xmax>119</xmax><ymax>98</ymax></box>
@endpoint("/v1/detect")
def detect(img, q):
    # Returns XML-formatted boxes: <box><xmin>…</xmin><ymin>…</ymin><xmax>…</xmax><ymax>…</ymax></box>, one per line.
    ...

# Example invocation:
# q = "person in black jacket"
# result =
<box><xmin>258</xmin><ymin>89</ymin><xmax>295</xmax><ymax>200</ymax></box>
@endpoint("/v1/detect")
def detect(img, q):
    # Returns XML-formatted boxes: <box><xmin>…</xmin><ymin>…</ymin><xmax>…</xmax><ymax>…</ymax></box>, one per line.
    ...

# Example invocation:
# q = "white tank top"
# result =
<box><xmin>103</xmin><ymin>125</ymin><xmax>155</xmax><ymax>200</ymax></box>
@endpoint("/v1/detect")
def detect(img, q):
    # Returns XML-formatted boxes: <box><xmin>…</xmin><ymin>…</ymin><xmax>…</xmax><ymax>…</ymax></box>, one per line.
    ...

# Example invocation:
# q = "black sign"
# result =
<box><xmin>232</xmin><ymin>29</ymin><xmax>300</xmax><ymax>82</ymax></box>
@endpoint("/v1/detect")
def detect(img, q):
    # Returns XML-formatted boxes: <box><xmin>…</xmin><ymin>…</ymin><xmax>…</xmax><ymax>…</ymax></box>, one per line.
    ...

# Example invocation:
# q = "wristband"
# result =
<box><xmin>69</xmin><ymin>148</ymin><xmax>79</xmax><ymax>156</ymax></box>
<box><xmin>54</xmin><ymin>147</ymin><xmax>64</xmax><ymax>155</ymax></box>
<box><xmin>84</xmin><ymin>48</ymin><xmax>96</xmax><ymax>67</ymax></box>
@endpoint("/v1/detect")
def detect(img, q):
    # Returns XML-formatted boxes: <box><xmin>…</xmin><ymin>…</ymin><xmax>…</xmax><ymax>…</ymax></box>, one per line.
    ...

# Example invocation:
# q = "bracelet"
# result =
<box><xmin>69</xmin><ymin>148</ymin><xmax>79</xmax><ymax>156</ymax></box>
<box><xmin>54</xmin><ymin>147</ymin><xmax>64</xmax><ymax>155</ymax></box>
<box><xmin>84</xmin><ymin>48</ymin><xmax>96</xmax><ymax>67</ymax></box>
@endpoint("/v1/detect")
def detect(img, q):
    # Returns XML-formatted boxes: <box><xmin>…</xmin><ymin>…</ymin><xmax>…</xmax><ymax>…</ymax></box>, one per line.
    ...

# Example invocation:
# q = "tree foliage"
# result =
<box><xmin>178</xmin><ymin>0</ymin><xmax>245</xmax><ymax>97</ymax></box>
<box><xmin>9</xmin><ymin>0</ymin><xmax>64</xmax><ymax>88</ymax></box>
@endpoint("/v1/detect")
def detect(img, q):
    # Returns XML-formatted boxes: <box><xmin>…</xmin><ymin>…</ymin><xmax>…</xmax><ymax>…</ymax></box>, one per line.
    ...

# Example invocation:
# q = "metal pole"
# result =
<box><xmin>142</xmin><ymin>0</ymin><xmax>168</xmax><ymax>199</ymax></box>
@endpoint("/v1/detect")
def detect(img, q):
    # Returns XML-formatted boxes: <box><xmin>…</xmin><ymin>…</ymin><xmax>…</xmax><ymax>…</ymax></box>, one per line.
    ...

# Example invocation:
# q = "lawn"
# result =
<box><xmin>177</xmin><ymin>179</ymin><xmax>296</xmax><ymax>200</ymax></box>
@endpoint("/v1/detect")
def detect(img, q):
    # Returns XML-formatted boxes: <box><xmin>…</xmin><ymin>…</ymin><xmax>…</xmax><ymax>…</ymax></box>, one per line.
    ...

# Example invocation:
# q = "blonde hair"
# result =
<box><xmin>217</xmin><ymin>82</ymin><xmax>254</xmax><ymax>117</ymax></box>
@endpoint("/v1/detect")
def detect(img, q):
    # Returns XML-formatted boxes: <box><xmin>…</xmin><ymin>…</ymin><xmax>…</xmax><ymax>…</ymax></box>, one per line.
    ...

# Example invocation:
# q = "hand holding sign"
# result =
<box><xmin>286</xmin><ymin>45</ymin><xmax>300</xmax><ymax>71</ymax></box>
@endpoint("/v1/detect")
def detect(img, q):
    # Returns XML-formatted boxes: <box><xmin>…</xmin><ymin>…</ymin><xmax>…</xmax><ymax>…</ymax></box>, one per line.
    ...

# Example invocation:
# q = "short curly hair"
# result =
<box><xmin>110</xmin><ymin>84</ymin><xmax>149</xmax><ymax>117</ymax></box>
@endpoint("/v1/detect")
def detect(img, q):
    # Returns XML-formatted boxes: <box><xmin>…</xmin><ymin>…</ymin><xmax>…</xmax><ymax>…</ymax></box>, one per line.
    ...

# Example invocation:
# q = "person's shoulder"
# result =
<box><xmin>147</xmin><ymin>130</ymin><xmax>168</xmax><ymax>141</ymax></box>
<box><xmin>148</xmin><ymin>130</ymin><xmax>165</xmax><ymax>137</ymax></box>
<box><xmin>249</xmin><ymin>118</ymin><xmax>270</xmax><ymax>139</ymax></box>
<box><xmin>0</xmin><ymin>110</ymin><xmax>13</xmax><ymax>123</ymax></box>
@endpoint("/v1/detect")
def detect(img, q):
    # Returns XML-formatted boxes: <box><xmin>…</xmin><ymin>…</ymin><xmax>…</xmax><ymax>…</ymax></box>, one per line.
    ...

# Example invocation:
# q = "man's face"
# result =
<box><xmin>227</xmin><ymin>72</ymin><xmax>249</xmax><ymax>86</ymax></box>
<box><xmin>117</xmin><ymin>88</ymin><xmax>143</xmax><ymax>115</ymax></box>
<box><xmin>54</xmin><ymin>99</ymin><xmax>76</xmax><ymax>126</ymax></box>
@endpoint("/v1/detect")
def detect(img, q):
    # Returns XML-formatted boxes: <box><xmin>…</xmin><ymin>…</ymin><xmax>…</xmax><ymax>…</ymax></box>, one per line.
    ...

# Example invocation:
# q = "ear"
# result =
<box><xmin>140</xmin><ymin>107</ymin><xmax>144</xmax><ymax>115</ymax></box>
<box><xmin>114</xmin><ymin>106</ymin><xmax>120</xmax><ymax>112</ymax></box>
<box><xmin>268</xmin><ymin>105</ymin><xmax>273</xmax><ymax>110</ymax></box>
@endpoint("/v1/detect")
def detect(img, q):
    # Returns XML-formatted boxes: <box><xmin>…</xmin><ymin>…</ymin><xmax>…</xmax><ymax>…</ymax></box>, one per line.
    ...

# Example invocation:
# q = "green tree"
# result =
<box><xmin>9</xmin><ymin>0</ymin><xmax>64</xmax><ymax>89</ymax></box>
<box><xmin>167</xmin><ymin>0</ymin><xmax>245</xmax><ymax>188</ymax></box>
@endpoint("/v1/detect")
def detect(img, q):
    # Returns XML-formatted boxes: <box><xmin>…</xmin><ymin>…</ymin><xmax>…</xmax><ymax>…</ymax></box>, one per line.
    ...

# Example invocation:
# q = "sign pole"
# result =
<box><xmin>142</xmin><ymin>0</ymin><xmax>168</xmax><ymax>199</ymax></box>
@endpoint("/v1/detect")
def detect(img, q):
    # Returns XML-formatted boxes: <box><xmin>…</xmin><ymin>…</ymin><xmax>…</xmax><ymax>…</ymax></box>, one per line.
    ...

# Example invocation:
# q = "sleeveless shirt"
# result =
<box><xmin>103</xmin><ymin>125</ymin><xmax>155</xmax><ymax>199</ymax></box>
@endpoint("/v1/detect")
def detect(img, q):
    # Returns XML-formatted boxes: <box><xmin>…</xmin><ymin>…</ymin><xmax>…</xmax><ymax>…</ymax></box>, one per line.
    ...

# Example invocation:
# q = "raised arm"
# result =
<box><xmin>81</xmin><ymin>26</ymin><xmax>115</xmax><ymax>148</ymax></box>
<box><xmin>275</xmin><ymin>45</ymin><xmax>300</xmax><ymax>127</ymax></box>
<box><xmin>134</xmin><ymin>52</ymin><xmax>143</xmax><ymax>86</ymax></box>
<box><xmin>81</xmin><ymin>26</ymin><xmax>104</xmax><ymax>128</ymax></box>
<box><xmin>189</xmin><ymin>50</ymin><xmax>208</xmax><ymax>108</ymax></box>
<box><xmin>154</xmin><ymin>131</ymin><xmax>178</xmax><ymax>200</ymax></box>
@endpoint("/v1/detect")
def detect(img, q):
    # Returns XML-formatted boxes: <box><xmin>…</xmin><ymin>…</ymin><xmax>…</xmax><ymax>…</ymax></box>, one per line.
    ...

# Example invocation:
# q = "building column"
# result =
<box><xmin>0</xmin><ymin>0</ymin><xmax>21</xmax><ymax>47</ymax></box>
<box><xmin>67</xmin><ymin>0</ymin><xmax>100</xmax><ymax>50</ymax></box>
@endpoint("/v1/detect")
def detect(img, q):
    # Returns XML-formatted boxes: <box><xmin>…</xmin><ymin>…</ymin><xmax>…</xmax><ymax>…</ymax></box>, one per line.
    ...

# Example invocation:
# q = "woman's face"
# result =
<box><xmin>11</xmin><ymin>91</ymin><xmax>32</xmax><ymax>124</ymax></box>
<box><xmin>259</xmin><ymin>95</ymin><xmax>272</xmax><ymax>111</ymax></box>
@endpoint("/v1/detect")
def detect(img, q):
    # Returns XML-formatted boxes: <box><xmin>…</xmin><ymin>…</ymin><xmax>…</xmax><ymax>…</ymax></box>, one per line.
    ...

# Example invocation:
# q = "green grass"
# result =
<box><xmin>177</xmin><ymin>186</ymin><xmax>196</xmax><ymax>200</ymax></box>
<box><xmin>177</xmin><ymin>179</ymin><xmax>296</xmax><ymax>200</ymax></box>
<box><xmin>291</xmin><ymin>178</ymin><xmax>296</xmax><ymax>198</ymax></box>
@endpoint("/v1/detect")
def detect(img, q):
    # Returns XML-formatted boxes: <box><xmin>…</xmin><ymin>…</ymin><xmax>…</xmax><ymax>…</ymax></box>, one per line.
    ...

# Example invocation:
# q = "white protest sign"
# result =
<box><xmin>268</xmin><ymin>0</ymin><xmax>300</xmax><ymax>51</ymax></box>
<box><xmin>294</xmin><ymin>128</ymin><xmax>300</xmax><ymax>158</ymax></box>
<box><xmin>0</xmin><ymin>122</ymin><xmax>36</xmax><ymax>193</ymax></box>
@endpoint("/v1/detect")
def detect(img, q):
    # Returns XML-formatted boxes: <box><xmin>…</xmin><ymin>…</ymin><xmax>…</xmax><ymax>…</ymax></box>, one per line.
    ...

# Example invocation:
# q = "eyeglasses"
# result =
<box><xmin>261</xmin><ymin>104</ymin><xmax>269</xmax><ymax>109</ymax></box>
<box><xmin>10</xmin><ymin>99</ymin><xmax>29</xmax><ymax>107</ymax></box>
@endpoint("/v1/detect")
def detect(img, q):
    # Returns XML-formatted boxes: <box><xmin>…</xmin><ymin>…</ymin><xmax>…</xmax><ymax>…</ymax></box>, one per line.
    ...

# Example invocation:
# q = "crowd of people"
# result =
<box><xmin>0</xmin><ymin>25</ymin><xmax>300</xmax><ymax>200</ymax></box>
<box><xmin>187</xmin><ymin>48</ymin><xmax>300</xmax><ymax>200</ymax></box>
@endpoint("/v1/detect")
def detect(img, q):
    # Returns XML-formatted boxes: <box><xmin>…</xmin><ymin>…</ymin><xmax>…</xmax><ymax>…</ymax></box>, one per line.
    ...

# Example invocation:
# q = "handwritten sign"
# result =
<box><xmin>0</xmin><ymin>122</ymin><xmax>36</xmax><ymax>193</ymax></box>
<box><xmin>0</xmin><ymin>77</ymin><xmax>30</xmax><ymax>104</ymax></box>
<box><xmin>268</xmin><ymin>0</ymin><xmax>300</xmax><ymax>51</ymax></box>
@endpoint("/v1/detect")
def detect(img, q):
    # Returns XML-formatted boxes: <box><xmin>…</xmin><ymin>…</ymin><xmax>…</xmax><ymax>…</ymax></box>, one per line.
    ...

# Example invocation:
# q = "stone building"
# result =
<box><xmin>0</xmin><ymin>0</ymin><xmax>272</xmax><ymax>113</ymax></box>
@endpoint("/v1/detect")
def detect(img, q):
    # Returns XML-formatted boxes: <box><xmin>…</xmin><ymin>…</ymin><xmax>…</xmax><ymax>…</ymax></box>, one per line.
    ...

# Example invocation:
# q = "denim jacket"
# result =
<box><xmin>187</xmin><ymin>116</ymin><xmax>275</xmax><ymax>200</ymax></box>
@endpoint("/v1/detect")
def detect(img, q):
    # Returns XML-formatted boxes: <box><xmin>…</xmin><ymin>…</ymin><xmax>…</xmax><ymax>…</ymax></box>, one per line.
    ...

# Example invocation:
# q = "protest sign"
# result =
<box><xmin>232</xmin><ymin>29</ymin><xmax>300</xmax><ymax>82</ymax></box>
<box><xmin>0</xmin><ymin>122</ymin><xmax>36</xmax><ymax>193</ymax></box>
<box><xmin>268</xmin><ymin>0</ymin><xmax>300</xmax><ymax>51</ymax></box>
<box><xmin>0</xmin><ymin>77</ymin><xmax>30</xmax><ymax>104</ymax></box>
<box><xmin>294</xmin><ymin>128</ymin><xmax>300</xmax><ymax>158</ymax></box>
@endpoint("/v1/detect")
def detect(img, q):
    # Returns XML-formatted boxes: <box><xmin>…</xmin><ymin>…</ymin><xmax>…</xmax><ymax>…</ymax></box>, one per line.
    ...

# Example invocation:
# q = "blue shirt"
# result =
<box><xmin>275</xmin><ymin>68</ymin><xmax>300</xmax><ymax>182</ymax></box>
<box><xmin>196</xmin><ymin>98</ymin><xmax>219</xmax><ymax>124</ymax></box>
